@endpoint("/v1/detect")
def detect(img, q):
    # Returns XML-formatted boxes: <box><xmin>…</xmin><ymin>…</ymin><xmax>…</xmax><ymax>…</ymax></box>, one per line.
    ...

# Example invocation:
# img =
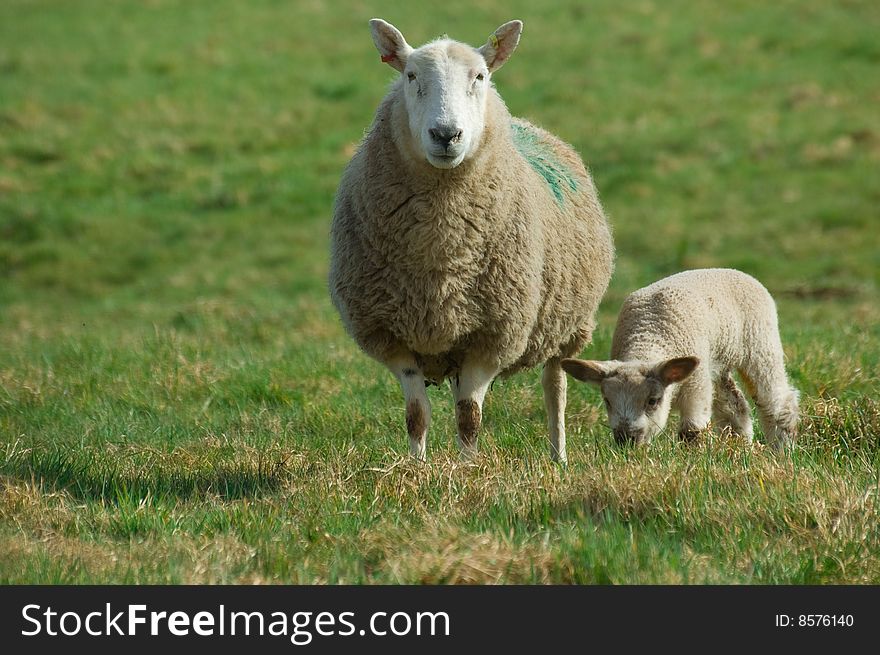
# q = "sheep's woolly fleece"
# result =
<box><xmin>511</xmin><ymin>122</ymin><xmax>579</xmax><ymax>205</ymax></box>
<box><xmin>610</xmin><ymin>269</ymin><xmax>788</xmax><ymax>369</ymax></box>
<box><xmin>329</xmin><ymin>47</ymin><xmax>614</xmax><ymax>383</ymax></box>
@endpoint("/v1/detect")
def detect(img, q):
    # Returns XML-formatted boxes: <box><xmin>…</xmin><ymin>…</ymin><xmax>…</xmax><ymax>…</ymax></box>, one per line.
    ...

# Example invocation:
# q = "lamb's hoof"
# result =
<box><xmin>678</xmin><ymin>429</ymin><xmax>701</xmax><ymax>444</ymax></box>
<box><xmin>768</xmin><ymin>437</ymin><xmax>795</xmax><ymax>454</ymax></box>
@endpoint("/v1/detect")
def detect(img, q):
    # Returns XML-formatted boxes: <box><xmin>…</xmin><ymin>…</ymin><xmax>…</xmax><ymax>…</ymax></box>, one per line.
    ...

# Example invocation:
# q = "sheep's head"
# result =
<box><xmin>561</xmin><ymin>357</ymin><xmax>700</xmax><ymax>445</ymax></box>
<box><xmin>370</xmin><ymin>18</ymin><xmax>522</xmax><ymax>169</ymax></box>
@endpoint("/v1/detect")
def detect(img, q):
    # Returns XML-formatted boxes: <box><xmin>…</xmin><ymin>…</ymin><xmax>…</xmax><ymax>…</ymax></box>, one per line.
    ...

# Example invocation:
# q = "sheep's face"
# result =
<box><xmin>561</xmin><ymin>357</ymin><xmax>700</xmax><ymax>446</ymax></box>
<box><xmin>370</xmin><ymin>19</ymin><xmax>523</xmax><ymax>170</ymax></box>
<box><xmin>402</xmin><ymin>44</ymin><xmax>489</xmax><ymax>169</ymax></box>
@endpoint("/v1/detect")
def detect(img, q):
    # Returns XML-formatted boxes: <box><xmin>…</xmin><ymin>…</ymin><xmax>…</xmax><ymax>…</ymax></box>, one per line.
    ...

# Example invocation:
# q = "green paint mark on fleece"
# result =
<box><xmin>511</xmin><ymin>122</ymin><xmax>578</xmax><ymax>205</ymax></box>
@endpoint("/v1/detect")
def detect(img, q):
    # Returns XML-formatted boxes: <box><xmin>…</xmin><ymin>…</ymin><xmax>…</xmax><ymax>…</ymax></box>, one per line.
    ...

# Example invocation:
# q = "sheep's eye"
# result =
<box><xmin>647</xmin><ymin>397</ymin><xmax>660</xmax><ymax>409</ymax></box>
<box><xmin>407</xmin><ymin>72</ymin><xmax>416</xmax><ymax>82</ymax></box>
<box><xmin>476</xmin><ymin>72</ymin><xmax>485</xmax><ymax>81</ymax></box>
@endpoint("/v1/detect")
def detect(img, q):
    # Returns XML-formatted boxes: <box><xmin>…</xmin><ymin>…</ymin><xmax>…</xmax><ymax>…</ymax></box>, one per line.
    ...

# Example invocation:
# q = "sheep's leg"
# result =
<box><xmin>451</xmin><ymin>359</ymin><xmax>498</xmax><ymax>458</ymax></box>
<box><xmin>740</xmin><ymin>367</ymin><xmax>799</xmax><ymax>451</ymax></box>
<box><xmin>385</xmin><ymin>355</ymin><xmax>431</xmax><ymax>460</ymax></box>
<box><xmin>542</xmin><ymin>357</ymin><xmax>568</xmax><ymax>464</ymax></box>
<box><xmin>712</xmin><ymin>370</ymin><xmax>754</xmax><ymax>441</ymax></box>
<box><xmin>676</xmin><ymin>372</ymin><xmax>713</xmax><ymax>442</ymax></box>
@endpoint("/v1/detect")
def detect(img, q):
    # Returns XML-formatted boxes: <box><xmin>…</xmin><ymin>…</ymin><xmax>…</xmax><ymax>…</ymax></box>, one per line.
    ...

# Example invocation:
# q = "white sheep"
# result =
<box><xmin>562</xmin><ymin>268</ymin><xmax>799</xmax><ymax>449</ymax></box>
<box><xmin>329</xmin><ymin>19</ymin><xmax>614</xmax><ymax>462</ymax></box>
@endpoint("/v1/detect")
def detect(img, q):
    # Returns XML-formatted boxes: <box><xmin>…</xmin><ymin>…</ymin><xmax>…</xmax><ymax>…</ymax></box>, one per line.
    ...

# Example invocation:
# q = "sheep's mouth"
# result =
<box><xmin>427</xmin><ymin>152</ymin><xmax>464</xmax><ymax>169</ymax></box>
<box><xmin>613</xmin><ymin>430</ymin><xmax>633</xmax><ymax>446</ymax></box>
<box><xmin>614</xmin><ymin>429</ymin><xmax>649</xmax><ymax>446</ymax></box>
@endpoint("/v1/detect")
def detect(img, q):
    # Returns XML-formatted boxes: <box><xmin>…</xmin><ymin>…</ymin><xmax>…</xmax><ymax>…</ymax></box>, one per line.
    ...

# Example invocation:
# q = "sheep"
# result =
<box><xmin>329</xmin><ymin>19</ymin><xmax>614</xmax><ymax>463</ymax></box>
<box><xmin>561</xmin><ymin>268</ymin><xmax>799</xmax><ymax>449</ymax></box>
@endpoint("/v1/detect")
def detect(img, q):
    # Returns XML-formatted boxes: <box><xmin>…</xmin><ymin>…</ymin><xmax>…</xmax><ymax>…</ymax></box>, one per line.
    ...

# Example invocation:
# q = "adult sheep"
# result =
<box><xmin>329</xmin><ymin>19</ymin><xmax>614</xmax><ymax>463</ymax></box>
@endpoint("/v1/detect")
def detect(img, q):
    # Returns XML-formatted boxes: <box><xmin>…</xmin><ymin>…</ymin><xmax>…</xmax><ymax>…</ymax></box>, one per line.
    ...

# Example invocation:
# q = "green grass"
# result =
<box><xmin>1</xmin><ymin>0</ymin><xmax>879</xmax><ymax>583</ymax></box>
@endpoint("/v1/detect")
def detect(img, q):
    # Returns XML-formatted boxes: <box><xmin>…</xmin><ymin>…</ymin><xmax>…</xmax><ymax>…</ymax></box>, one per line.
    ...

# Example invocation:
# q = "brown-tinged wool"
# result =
<box><xmin>329</xmin><ymin>78</ymin><xmax>614</xmax><ymax>382</ymax></box>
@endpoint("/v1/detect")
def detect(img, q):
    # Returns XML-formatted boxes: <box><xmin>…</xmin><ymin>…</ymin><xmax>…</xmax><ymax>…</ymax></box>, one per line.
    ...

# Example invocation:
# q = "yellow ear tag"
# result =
<box><xmin>490</xmin><ymin>33</ymin><xmax>499</xmax><ymax>49</ymax></box>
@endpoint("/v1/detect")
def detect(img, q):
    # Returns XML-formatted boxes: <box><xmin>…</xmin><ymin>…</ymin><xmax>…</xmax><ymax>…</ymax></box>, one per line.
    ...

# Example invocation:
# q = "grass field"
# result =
<box><xmin>1</xmin><ymin>0</ymin><xmax>879</xmax><ymax>583</ymax></box>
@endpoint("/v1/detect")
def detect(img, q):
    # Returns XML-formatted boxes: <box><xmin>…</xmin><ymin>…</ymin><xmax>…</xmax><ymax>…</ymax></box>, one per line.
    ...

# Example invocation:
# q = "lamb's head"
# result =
<box><xmin>561</xmin><ymin>356</ymin><xmax>700</xmax><ymax>445</ymax></box>
<box><xmin>370</xmin><ymin>18</ymin><xmax>522</xmax><ymax>169</ymax></box>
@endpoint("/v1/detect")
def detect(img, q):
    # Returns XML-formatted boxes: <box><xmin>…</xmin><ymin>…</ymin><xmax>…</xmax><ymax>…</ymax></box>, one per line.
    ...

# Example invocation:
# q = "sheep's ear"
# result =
<box><xmin>561</xmin><ymin>359</ymin><xmax>615</xmax><ymax>384</ymax></box>
<box><xmin>478</xmin><ymin>20</ymin><xmax>523</xmax><ymax>73</ymax></box>
<box><xmin>653</xmin><ymin>357</ymin><xmax>700</xmax><ymax>385</ymax></box>
<box><xmin>369</xmin><ymin>18</ymin><xmax>413</xmax><ymax>73</ymax></box>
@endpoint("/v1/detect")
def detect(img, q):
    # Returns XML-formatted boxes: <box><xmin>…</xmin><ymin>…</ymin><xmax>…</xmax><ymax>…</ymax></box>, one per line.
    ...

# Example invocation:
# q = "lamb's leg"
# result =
<box><xmin>451</xmin><ymin>358</ymin><xmax>498</xmax><ymax>458</ymax></box>
<box><xmin>712</xmin><ymin>370</ymin><xmax>754</xmax><ymax>441</ymax></box>
<box><xmin>385</xmin><ymin>354</ymin><xmax>431</xmax><ymax>460</ymax></box>
<box><xmin>677</xmin><ymin>371</ymin><xmax>713</xmax><ymax>442</ymax></box>
<box><xmin>740</xmin><ymin>367</ymin><xmax>799</xmax><ymax>451</ymax></box>
<box><xmin>542</xmin><ymin>357</ymin><xmax>568</xmax><ymax>464</ymax></box>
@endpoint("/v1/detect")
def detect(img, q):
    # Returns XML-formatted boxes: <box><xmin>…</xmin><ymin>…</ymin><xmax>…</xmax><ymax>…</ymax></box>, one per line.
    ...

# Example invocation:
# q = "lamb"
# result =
<box><xmin>329</xmin><ymin>19</ymin><xmax>614</xmax><ymax>463</ymax></box>
<box><xmin>561</xmin><ymin>268</ymin><xmax>799</xmax><ymax>449</ymax></box>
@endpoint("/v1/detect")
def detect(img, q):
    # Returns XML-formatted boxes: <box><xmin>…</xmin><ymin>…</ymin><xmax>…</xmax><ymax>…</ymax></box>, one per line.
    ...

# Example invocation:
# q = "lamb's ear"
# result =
<box><xmin>653</xmin><ymin>357</ymin><xmax>700</xmax><ymax>385</ymax></box>
<box><xmin>561</xmin><ymin>359</ymin><xmax>616</xmax><ymax>384</ymax></box>
<box><xmin>369</xmin><ymin>18</ymin><xmax>413</xmax><ymax>72</ymax></box>
<box><xmin>478</xmin><ymin>20</ymin><xmax>523</xmax><ymax>73</ymax></box>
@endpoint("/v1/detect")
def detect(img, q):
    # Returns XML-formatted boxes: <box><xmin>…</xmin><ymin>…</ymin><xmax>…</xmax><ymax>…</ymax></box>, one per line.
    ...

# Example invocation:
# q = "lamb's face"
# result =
<box><xmin>597</xmin><ymin>366</ymin><xmax>672</xmax><ymax>445</ymax></box>
<box><xmin>369</xmin><ymin>19</ymin><xmax>523</xmax><ymax>170</ymax></box>
<box><xmin>403</xmin><ymin>44</ymin><xmax>489</xmax><ymax>169</ymax></box>
<box><xmin>561</xmin><ymin>357</ymin><xmax>700</xmax><ymax>446</ymax></box>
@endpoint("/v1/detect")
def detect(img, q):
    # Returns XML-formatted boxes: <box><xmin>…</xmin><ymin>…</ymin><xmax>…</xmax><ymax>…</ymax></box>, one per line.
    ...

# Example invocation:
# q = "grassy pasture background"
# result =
<box><xmin>1</xmin><ymin>0</ymin><xmax>878</xmax><ymax>583</ymax></box>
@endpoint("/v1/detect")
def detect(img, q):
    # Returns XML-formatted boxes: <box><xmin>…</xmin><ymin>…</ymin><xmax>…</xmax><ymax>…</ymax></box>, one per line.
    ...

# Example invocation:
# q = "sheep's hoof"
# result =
<box><xmin>457</xmin><ymin>446</ymin><xmax>479</xmax><ymax>462</ymax></box>
<box><xmin>408</xmin><ymin>438</ymin><xmax>427</xmax><ymax>461</ymax></box>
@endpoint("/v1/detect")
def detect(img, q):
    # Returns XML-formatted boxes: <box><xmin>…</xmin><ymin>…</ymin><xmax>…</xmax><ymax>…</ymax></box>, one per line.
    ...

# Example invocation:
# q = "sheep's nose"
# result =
<box><xmin>429</xmin><ymin>126</ymin><xmax>463</xmax><ymax>149</ymax></box>
<box><xmin>614</xmin><ymin>426</ymin><xmax>644</xmax><ymax>446</ymax></box>
<box><xmin>613</xmin><ymin>429</ymin><xmax>633</xmax><ymax>446</ymax></box>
